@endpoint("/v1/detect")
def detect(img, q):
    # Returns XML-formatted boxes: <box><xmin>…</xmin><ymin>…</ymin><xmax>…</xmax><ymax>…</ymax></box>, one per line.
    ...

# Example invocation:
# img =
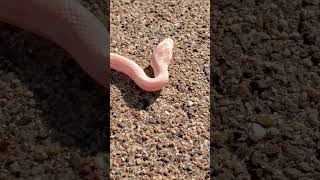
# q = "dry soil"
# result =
<box><xmin>212</xmin><ymin>0</ymin><xmax>320</xmax><ymax>179</ymax></box>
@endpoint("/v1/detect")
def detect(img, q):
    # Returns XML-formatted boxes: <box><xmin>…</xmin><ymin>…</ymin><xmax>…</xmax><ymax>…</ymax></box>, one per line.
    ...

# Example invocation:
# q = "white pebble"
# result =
<box><xmin>188</xmin><ymin>100</ymin><xmax>194</xmax><ymax>106</ymax></box>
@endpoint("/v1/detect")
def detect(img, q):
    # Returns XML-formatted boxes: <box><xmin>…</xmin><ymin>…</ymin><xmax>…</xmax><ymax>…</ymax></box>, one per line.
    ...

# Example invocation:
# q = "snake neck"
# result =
<box><xmin>110</xmin><ymin>53</ymin><xmax>169</xmax><ymax>92</ymax></box>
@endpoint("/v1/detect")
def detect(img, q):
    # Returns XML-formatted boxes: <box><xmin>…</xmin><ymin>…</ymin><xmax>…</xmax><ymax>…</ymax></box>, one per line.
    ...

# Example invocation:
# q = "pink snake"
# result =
<box><xmin>0</xmin><ymin>0</ymin><xmax>174</xmax><ymax>92</ymax></box>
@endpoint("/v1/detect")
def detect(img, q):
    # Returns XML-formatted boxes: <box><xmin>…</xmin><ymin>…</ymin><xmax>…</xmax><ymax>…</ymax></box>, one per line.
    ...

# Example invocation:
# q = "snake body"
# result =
<box><xmin>0</xmin><ymin>0</ymin><xmax>173</xmax><ymax>92</ymax></box>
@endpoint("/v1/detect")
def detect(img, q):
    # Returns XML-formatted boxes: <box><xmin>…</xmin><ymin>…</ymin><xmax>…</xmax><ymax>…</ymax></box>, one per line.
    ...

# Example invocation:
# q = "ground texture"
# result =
<box><xmin>0</xmin><ymin>1</ymin><xmax>108</xmax><ymax>179</ymax></box>
<box><xmin>111</xmin><ymin>0</ymin><xmax>210</xmax><ymax>179</ymax></box>
<box><xmin>212</xmin><ymin>0</ymin><xmax>320</xmax><ymax>179</ymax></box>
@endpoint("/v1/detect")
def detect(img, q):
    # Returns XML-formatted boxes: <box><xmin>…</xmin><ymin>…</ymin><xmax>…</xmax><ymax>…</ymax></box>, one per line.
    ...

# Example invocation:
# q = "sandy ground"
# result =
<box><xmin>3</xmin><ymin>0</ymin><xmax>318</xmax><ymax>179</ymax></box>
<box><xmin>110</xmin><ymin>0</ymin><xmax>210</xmax><ymax>179</ymax></box>
<box><xmin>0</xmin><ymin>0</ymin><xmax>108</xmax><ymax>179</ymax></box>
<box><xmin>212</xmin><ymin>0</ymin><xmax>320</xmax><ymax>179</ymax></box>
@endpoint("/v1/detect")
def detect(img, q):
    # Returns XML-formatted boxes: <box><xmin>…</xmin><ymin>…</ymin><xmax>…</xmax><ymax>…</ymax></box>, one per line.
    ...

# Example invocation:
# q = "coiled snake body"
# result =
<box><xmin>0</xmin><ymin>0</ymin><xmax>173</xmax><ymax>92</ymax></box>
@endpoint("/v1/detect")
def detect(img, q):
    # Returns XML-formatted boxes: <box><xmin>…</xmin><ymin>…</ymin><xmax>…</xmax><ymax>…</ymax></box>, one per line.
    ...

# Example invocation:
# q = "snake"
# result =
<box><xmin>0</xmin><ymin>0</ymin><xmax>174</xmax><ymax>92</ymax></box>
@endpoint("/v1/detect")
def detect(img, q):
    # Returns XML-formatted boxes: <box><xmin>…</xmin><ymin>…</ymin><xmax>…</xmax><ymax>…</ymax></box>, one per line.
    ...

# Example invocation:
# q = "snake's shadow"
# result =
<box><xmin>111</xmin><ymin>65</ymin><xmax>161</xmax><ymax>110</ymax></box>
<box><xmin>0</xmin><ymin>24</ymin><xmax>108</xmax><ymax>155</ymax></box>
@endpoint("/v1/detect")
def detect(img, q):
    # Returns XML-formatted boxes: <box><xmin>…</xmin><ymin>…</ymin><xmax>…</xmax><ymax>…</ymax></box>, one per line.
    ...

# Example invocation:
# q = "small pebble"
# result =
<box><xmin>136</xmin><ymin>158</ymin><xmax>142</xmax><ymax>165</ymax></box>
<box><xmin>187</xmin><ymin>100</ymin><xmax>194</xmax><ymax>106</ymax></box>
<box><xmin>306</xmin><ymin>108</ymin><xmax>319</xmax><ymax>126</ymax></box>
<box><xmin>249</xmin><ymin>123</ymin><xmax>266</xmax><ymax>142</ymax></box>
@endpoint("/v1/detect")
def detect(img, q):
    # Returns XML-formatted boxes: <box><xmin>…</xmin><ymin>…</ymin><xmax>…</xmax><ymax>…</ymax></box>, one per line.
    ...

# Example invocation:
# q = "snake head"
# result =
<box><xmin>150</xmin><ymin>38</ymin><xmax>174</xmax><ymax>76</ymax></box>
